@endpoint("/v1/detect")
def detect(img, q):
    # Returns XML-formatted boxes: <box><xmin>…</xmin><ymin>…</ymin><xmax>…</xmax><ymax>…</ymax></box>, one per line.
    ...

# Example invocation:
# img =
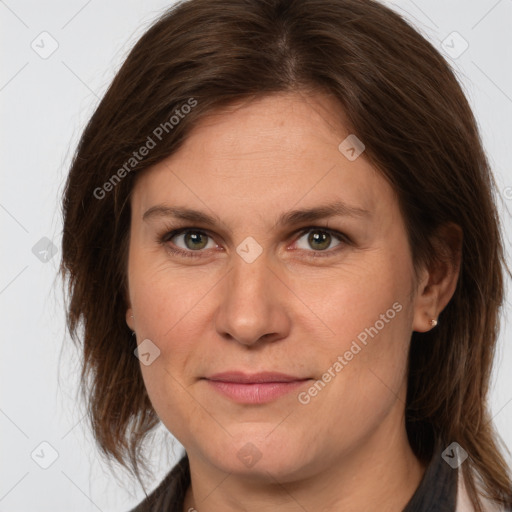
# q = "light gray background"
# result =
<box><xmin>1</xmin><ymin>0</ymin><xmax>511</xmax><ymax>510</ymax></box>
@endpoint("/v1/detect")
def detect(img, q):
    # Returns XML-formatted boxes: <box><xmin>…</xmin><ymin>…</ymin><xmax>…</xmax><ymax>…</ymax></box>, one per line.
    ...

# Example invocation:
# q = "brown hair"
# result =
<box><xmin>59</xmin><ymin>0</ymin><xmax>512</xmax><ymax>508</ymax></box>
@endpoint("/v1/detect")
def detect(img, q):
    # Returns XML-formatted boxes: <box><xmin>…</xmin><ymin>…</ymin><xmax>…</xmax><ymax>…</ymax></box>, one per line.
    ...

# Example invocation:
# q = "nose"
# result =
<box><xmin>214</xmin><ymin>252</ymin><xmax>291</xmax><ymax>347</ymax></box>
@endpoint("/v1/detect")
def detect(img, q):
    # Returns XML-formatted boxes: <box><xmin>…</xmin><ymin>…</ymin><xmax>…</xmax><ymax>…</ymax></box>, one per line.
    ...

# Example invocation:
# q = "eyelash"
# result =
<box><xmin>156</xmin><ymin>225</ymin><xmax>351</xmax><ymax>260</ymax></box>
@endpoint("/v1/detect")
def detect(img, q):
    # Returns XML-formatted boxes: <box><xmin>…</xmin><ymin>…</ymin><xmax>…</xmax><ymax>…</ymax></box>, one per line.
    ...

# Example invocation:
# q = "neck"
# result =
<box><xmin>183</xmin><ymin>415</ymin><xmax>426</xmax><ymax>512</ymax></box>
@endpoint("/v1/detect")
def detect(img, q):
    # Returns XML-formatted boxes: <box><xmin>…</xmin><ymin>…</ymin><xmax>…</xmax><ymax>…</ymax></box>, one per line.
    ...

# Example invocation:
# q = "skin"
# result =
<box><xmin>125</xmin><ymin>91</ymin><xmax>461</xmax><ymax>512</ymax></box>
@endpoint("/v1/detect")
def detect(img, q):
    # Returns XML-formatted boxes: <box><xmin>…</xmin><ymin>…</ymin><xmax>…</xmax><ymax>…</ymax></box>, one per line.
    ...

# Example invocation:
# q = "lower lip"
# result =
<box><xmin>205</xmin><ymin>379</ymin><xmax>310</xmax><ymax>404</ymax></box>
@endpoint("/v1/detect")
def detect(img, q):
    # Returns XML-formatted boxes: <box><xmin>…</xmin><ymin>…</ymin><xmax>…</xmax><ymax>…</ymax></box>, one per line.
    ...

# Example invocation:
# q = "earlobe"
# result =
<box><xmin>412</xmin><ymin>307</ymin><xmax>439</xmax><ymax>333</ymax></box>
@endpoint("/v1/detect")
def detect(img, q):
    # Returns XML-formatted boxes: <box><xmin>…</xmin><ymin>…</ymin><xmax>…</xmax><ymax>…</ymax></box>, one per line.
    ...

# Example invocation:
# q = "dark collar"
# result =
<box><xmin>402</xmin><ymin>443</ymin><xmax>458</xmax><ymax>512</ymax></box>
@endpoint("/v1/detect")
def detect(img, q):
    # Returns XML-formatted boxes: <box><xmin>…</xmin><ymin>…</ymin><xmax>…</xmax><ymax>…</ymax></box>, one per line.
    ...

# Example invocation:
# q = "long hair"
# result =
<box><xmin>59</xmin><ymin>0</ymin><xmax>512</xmax><ymax>508</ymax></box>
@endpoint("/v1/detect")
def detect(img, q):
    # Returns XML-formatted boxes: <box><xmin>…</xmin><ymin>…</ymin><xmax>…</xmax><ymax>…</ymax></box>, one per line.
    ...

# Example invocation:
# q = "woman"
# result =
<box><xmin>59</xmin><ymin>0</ymin><xmax>512</xmax><ymax>510</ymax></box>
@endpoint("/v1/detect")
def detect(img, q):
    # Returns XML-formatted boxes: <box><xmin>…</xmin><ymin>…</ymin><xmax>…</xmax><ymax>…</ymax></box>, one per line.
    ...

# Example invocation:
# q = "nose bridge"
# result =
<box><xmin>228</xmin><ymin>251</ymin><xmax>274</xmax><ymax>314</ymax></box>
<box><xmin>221</xmin><ymin>230</ymin><xmax>275</xmax><ymax>299</ymax></box>
<box><xmin>214</xmin><ymin>248</ymin><xmax>287</xmax><ymax>345</ymax></box>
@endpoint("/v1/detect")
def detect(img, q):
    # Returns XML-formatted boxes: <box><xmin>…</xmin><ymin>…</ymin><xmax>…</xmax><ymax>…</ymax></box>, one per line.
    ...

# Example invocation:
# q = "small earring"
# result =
<box><xmin>430</xmin><ymin>318</ymin><xmax>438</xmax><ymax>328</ymax></box>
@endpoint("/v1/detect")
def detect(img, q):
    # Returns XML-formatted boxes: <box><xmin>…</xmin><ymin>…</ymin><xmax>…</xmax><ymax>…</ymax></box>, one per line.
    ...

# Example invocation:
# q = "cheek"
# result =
<box><xmin>295</xmin><ymin>255</ymin><xmax>410</xmax><ymax>347</ymax></box>
<box><xmin>298</xmin><ymin>256</ymin><xmax>413</xmax><ymax>405</ymax></box>
<box><xmin>139</xmin><ymin>359</ymin><xmax>206</xmax><ymax>444</ymax></box>
<box><xmin>127</xmin><ymin>260</ymin><xmax>203</xmax><ymax>406</ymax></box>
<box><xmin>129</xmin><ymin>256</ymin><xmax>210</xmax><ymax>340</ymax></box>
<box><xmin>133</xmin><ymin>274</ymin><xmax>207</xmax><ymax>431</ymax></box>
<box><xmin>298</xmin><ymin>291</ymin><xmax>411</xmax><ymax>450</ymax></box>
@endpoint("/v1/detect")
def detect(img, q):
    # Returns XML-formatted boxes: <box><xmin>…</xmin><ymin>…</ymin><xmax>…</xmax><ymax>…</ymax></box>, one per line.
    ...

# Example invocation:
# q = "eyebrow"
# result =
<box><xmin>142</xmin><ymin>200</ymin><xmax>371</xmax><ymax>228</ymax></box>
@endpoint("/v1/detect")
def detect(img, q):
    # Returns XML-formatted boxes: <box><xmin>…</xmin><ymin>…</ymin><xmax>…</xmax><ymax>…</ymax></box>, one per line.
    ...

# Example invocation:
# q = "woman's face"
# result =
<box><xmin>126</xmin><ymin>91</ymin><xmax>428</xmax><ymax>481</ymax></box>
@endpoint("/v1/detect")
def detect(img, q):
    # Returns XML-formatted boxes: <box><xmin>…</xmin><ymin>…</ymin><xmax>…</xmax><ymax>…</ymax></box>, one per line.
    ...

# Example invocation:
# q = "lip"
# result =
<box><xmin>206</xmin><ymin>371</ymin><xmax>308</xmax><ymax>383</ymax></box>
<box><xmin>203</xmin><ymin>372</ymin><xmax>312</xmax><ymax>404</ymax></box>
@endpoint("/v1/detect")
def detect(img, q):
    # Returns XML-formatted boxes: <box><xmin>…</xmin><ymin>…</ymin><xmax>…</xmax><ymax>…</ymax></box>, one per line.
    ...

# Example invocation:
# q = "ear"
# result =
<box><xmin>412</xmin><ymin>222</ymin><xmax>462</xmax><ymax>333</ymax></box>
<box><xmin>126</xmin><ymin>307</ymin><xmax>135</xmax><ymax>331</ymax></box>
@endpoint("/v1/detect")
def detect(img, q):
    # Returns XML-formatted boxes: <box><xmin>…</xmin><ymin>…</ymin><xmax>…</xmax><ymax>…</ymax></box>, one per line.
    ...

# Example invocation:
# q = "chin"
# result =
<box><xmin>202</xmin><ymin>432</ymin><xmax>316</xmax><ymax>482</ymax></box>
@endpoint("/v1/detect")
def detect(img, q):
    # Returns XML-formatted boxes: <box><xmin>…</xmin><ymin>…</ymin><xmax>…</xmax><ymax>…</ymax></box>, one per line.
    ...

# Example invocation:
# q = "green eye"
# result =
<box><xmin>306</xmin><ymin>230</ymin><xmax>333</xmax><ymax>251</ymax></box>
<box><xmin>181</xmin><ymin>231</ymin><xmax>209</xmax><ymax>250</ymax></box>
<box><xmin>159</xmin><ymin>226</ymin><xmax>349</xmax><ymax>260</ymax></box>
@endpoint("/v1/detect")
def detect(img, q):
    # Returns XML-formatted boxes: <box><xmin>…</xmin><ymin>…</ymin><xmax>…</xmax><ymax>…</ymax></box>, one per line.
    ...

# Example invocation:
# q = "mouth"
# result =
<box><xmin>202</xmin><ymin>371</ymin><xmax>312</xmax><ymax>404</ymax></box>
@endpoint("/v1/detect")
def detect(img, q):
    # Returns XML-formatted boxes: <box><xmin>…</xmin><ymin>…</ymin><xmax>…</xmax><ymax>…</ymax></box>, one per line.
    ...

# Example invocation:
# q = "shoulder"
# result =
<box><xmin>127</xmin><ymin>454</ymin><xmax>190</xmax><ymax>512</ymax></box>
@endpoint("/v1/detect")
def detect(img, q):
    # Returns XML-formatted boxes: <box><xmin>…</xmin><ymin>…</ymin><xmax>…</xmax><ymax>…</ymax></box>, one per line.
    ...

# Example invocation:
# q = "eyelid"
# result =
<box><xmin>159</xmin><ymin>226</ymin><xmax>222</xmax><ymax>247</ymax></box>
<box><xmin>158</xmin><ymin>224</ymin><xmax>350</xmax><ymax>258</ymax></box>
<box><xmin>289</xmin><ymin>226</ymin><xmax>349</xmax><ymax>254</ymax></box>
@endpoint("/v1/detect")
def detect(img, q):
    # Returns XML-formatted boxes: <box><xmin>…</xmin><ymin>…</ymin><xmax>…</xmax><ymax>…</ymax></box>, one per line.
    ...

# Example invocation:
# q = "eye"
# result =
<box><xmin>292</xmin><ymin>227</ymin><xmax>347</xmax><ymax>256</ymax></box>
<box><xmin>158</xmin><ymin>226</ymin><xmax>350</xmax><ymax>259</ymax></box>
<box><xmin>159</xmin><ymin>228</ymin><xmax>219</xmax><ymax>258</ymax></box>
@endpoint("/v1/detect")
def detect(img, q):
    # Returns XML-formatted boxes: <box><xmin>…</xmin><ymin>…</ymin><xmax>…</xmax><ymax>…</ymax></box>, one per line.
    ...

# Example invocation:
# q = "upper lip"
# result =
<box><xmin>205</xmin><ymin>371</ymin><xmax>310</xmax><ymax>383</ymax></box>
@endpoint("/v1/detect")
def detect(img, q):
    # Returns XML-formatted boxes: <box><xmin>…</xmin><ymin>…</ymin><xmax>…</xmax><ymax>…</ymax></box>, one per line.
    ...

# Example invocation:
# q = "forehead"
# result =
<box><xmin>131</xmin><ymin>91</ymin><xmax>398</xmax><ymax>229</ymax></box>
